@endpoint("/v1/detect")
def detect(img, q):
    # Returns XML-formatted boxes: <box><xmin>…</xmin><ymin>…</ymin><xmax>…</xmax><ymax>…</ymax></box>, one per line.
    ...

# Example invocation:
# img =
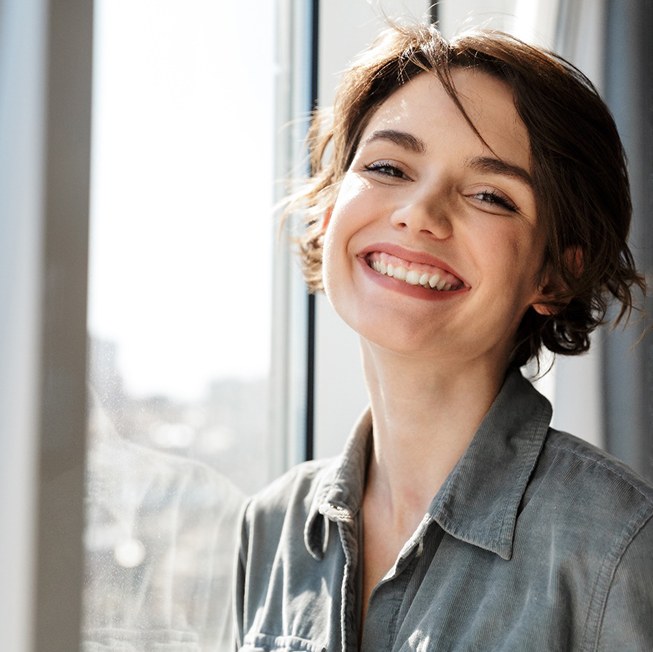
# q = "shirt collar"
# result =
<box><xmin>304</xmin><ymin>410</ymin><xmax>372</xmax><ymax>559</ymax></box>
<box><xmin>429</xmin><ymin>370</ymin><xmax>552</xmax><ymax>559</ymax></box>
<box><xmin>305</xmin><ymin>370</ymin><xmax>552</xmax><ymax>561</ymax></box>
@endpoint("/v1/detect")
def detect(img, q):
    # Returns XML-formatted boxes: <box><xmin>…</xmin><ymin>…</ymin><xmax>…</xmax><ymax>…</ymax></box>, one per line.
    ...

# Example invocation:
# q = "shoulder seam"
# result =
<box><xmin>546</xmin><ymin>436</ymin><xmax>653</xmax><ymax>503</ymax></box>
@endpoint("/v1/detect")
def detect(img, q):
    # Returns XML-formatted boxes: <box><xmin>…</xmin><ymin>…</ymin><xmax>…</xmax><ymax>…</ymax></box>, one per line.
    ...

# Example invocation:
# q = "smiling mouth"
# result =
<box><xmin>365</xmin><ymin>252</ymin><xmax>466</xmax><ymax>291</ymax></box>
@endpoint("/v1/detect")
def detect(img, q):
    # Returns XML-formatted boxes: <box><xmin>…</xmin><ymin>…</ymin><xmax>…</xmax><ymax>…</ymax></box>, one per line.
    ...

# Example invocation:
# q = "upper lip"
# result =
<box><xmin>357</xmin><ymin>242</ymin><xmax>469</xmax><ymax>286</ymax></box>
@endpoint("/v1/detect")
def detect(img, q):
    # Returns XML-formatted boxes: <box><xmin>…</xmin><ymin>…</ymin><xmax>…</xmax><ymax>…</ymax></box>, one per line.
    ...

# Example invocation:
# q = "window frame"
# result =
<box><xmin>1</xmin><ymin>0</ymin><xmax>93</xmax><ymax>649</ymax></box>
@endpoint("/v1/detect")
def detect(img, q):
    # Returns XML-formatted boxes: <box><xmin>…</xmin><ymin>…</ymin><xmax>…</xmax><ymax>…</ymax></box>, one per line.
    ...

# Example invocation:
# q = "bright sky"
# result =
<box><xmin>89</xmin><ymin>0</ymin><xmax>275</xmax><ymax>400</ymax></box>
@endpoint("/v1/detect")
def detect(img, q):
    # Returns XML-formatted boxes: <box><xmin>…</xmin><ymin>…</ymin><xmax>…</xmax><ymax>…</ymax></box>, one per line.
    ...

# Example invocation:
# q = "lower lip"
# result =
<box><xmin>356</xmin><ymin>257</ymin><xmax>468</xmax><ymax>302</ymax></box>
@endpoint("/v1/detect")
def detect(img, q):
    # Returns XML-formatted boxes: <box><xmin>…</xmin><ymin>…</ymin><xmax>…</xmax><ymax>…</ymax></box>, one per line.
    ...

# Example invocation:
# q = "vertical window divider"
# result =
<box><xmin>36</xmin><ymin>0</ymin><xmax>93</xmax><ymax>648</ymax></box>
<box><xmin>304</xmin><ymin>0</ymin><xmax>320</xmax><ymax>462</ymax></box>
<box><xmin>270</xmin><ymin>0</ymin><xmax>318</xmax><ymax>472</ymax></box>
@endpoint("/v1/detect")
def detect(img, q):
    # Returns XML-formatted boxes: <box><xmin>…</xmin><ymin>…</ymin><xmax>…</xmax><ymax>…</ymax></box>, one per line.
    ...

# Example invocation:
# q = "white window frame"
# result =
<box><xmin>1</xmin><ymin>0</ymin><xmax>92</xmax><ymax>649</ymax></box>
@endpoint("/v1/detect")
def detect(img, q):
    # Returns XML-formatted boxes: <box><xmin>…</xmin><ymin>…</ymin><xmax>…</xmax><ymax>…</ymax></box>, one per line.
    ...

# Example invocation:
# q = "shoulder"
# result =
<box><xmin>523</xmin><ymin>428</ymin><xmax>653</xmax><ymax>557</ymax></box>
<box><xmin>540</xmin><ymin>434</ymin><xmax>653</xmax><ymax>649</ymax></box>
<box><xmin>596</xmin><ymin>509</ymin><xmax>653</xmax><ymax>650</ymax></box>
<box><xmin>240</xmin><ymin>457</ymin><xmax>339</xmax><ymax>539</ymax></box>
<box><xmin>518</xmin><ymin>430</ymin><xmax>653</xmax><ymax>647</ymax></box>
<box><xmin>248</xmin><ymin>457</ymin><xmax>337</xmax><ymax>509</ymax></box>
<box><xmin>541</xmin><ymin>428</ymin><xmax>653</xmax><ymax>512</ymax></box>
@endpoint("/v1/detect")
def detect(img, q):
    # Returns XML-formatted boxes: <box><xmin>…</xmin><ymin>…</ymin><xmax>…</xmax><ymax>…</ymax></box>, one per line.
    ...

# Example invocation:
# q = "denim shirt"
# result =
<box><xmin>235</xmin><ymin>371</ymin><xmax>653</xmax><ymax>651</ymax></box>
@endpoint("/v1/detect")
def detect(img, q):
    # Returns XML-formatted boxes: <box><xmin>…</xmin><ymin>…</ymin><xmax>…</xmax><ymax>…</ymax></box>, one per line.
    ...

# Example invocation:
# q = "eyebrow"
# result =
<box><xmin>466</xmin><ymin>156</ymin><xmax>533</xmax><ymax>186</ymax></box>
<box><xmin>362</xmin><ymin>129</ymin><xmax>426</xmax><ymax>154</ymax></box>
<box><xmin>362</xmin><ymin>129</ymin><xmax>532</xmax><ymax>186</ymax></box>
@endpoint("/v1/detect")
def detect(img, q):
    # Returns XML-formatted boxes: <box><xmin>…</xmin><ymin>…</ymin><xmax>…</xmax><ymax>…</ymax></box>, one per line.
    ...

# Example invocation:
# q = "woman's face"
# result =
<box><xmin>322</xmin><ymin>69</ymin><xmax>548</xmax><ymax>370</ymax></box>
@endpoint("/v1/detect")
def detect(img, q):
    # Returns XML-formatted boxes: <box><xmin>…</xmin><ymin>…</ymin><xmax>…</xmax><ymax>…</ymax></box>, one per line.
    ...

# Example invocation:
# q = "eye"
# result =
<box><xmin>364</xmin><ymin>160</ymin><xmax>409</xmax><ymax>180</ymax></box>
<box><xmin>469</xmin><ymin>189</ymin><xmax>518</xmax><ymax>213</ymax></box>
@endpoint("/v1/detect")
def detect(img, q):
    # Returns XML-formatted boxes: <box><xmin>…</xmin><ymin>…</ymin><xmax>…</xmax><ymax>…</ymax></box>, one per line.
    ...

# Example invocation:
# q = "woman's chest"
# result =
<box><xmin>241</xmin><ymin>526</ymin><xmax>592</xmax><ymax>652</ymax></box>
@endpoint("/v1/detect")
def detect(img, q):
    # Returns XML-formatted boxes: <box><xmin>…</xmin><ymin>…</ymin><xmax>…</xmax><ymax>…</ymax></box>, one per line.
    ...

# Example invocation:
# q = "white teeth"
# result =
<box><xmin>393</xmin><ymin>266</ymin><xmax>407</xmax><ymax>281</ymax></box>
<box><xmin>406</xmin><ymin>270</ymin><xmax>420</xmax><ymax>285</ymax></box>
<box><xmin>369</xmin><ymin>258</ymin><xmax>459</xmax><ymax>291</ymax></box>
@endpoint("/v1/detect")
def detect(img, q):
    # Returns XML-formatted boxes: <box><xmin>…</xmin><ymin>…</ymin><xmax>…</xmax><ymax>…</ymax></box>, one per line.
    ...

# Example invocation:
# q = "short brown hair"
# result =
<box><xmin>294</xmin><ymin>23</ymin><xmax>645</xmax><ymax>367</ymax></box>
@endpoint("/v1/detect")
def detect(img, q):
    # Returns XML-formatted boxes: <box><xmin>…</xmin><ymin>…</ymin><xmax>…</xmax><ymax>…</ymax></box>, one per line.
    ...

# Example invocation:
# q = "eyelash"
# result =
<box><xmin>472</xmin><ymin>190</ymin><xmax>518</xmax><ymax>213</ymax></box>
<box><xmin>364</xmin><ymin>161</ymin><xmax>519</xmax><ymax>213</ymax></box>
<box><xmin>364</xmin><ymin>161</ymin><xmax>407</xmax><ymax>179</ymax></box>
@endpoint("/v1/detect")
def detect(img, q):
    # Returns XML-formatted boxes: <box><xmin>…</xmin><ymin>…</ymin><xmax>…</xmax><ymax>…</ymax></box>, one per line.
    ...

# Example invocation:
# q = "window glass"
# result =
<box><xmin>85</xmin><ymin>1</ymin><xmax>275</xmax><ymax>649</ymax></box>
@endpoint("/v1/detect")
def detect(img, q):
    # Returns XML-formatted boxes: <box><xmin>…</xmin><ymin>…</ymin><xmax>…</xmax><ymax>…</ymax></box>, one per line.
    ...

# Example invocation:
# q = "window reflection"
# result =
<box><xmin>84</xmin><ymin>381</ymin><xmax>244</xmax><ymax>650</ymax></box>
<box><xmin>85</xmin><ymin>0</ymin><xmax>275</xmax><ymax>648</ymax></box>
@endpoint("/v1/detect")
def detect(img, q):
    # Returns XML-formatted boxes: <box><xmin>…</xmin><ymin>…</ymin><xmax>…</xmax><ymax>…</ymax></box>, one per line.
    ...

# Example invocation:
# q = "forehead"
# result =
<box><xmin>360</xmin><ymin>69</ymin><xmax>531</xmax><ymax>169</ymax></box>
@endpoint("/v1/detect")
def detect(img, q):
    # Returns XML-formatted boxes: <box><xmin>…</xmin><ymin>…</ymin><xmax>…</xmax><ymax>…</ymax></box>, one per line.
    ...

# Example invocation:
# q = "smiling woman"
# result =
<box><xmin>6</xmin><ymin>0</ymin><xmax>649</xmax><ymax>650</ymax></box>
<box><xmin>323</xmin><ymin>70</ymin><xmax>545</xmax><ymax>369</ymax></box>
<box><xmin>235</xmin><ymin>22</ymin><xmax>652</xmax><ymax>652</ymax></box>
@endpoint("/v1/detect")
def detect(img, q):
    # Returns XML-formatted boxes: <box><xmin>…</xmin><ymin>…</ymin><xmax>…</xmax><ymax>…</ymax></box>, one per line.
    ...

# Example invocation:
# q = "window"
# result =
<box><xmin>2</xmin><ymin>1</ymin><xmax>649</xmax><ymax>650</ymax></box>
<box><xmin>85</xmin><ymin>1</ymin><xmax>281</xmax><ymax>649</ymax></box>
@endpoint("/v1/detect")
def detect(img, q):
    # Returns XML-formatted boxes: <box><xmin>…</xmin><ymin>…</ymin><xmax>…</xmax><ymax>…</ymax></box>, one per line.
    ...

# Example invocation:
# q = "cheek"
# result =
<box><xmin>328</xmin><ymin>173</ymin><xmax>369</xmax><ymax>221</ymax></box>
<box><xmin>321</xmin><ymin>221</ymin><xmax>347</xmax><ymax>300</ymax></box>
<box><xmin>471</xmin><ymin>223</ymin><xmax>544</xmax><ymax>293</ymax></box>
<box><xmin>322</xmin><ymin>180</ymin><xmax>367</xmax><ymax>260</ymax></box>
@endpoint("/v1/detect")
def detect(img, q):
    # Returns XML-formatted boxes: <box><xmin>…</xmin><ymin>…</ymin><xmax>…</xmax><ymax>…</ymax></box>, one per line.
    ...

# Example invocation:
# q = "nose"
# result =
<box><xmin>389</xmin><ymin>188</ymin><xmax>453</xmax><ymax>240</ymax></box>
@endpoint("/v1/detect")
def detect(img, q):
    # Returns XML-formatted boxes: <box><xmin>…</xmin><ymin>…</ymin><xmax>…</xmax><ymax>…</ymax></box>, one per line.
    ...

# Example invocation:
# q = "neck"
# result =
<box><xmin>361</xmin><ymin>340</ymin><xmax>509</xmax><ymax>527</ymax></box>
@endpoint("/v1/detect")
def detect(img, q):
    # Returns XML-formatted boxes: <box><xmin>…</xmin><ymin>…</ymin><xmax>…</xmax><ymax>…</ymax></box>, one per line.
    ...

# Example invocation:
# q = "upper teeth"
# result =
<box><xmin>371</xmin><ymin>260</ymin><xmax>452</xmax><ymax>290</ymax></box>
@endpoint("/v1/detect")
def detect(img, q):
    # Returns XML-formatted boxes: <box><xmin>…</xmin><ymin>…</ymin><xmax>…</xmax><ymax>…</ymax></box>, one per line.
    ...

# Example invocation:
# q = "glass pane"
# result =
<box><xmin>85</xmin><ymin>1</ymin><xmax>276</xmax><ymax>649</ymax></box>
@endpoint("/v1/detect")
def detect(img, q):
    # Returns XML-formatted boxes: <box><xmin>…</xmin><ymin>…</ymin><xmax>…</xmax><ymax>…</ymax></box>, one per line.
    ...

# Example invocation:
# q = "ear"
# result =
<box><xmin>531</xmin><ymin>272</ymin><xmax>560</xmax><ymax>315</ymax></box>
<box><xmin>531</xmin><ymin>298</ymin><xmax>557</xmax><ymax>316</ymax></box>
<box><xmin>531</xmin><ymin>246</ymin><xmax>583</xmax><ymax>316</ymax></box>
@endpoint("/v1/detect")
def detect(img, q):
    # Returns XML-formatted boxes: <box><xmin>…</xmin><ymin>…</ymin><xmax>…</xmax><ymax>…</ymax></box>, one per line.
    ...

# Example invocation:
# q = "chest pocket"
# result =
<box><xmin>240</xmin><ymin>633</ymin><xmax>326</xmax><ymax>652</ymax></box>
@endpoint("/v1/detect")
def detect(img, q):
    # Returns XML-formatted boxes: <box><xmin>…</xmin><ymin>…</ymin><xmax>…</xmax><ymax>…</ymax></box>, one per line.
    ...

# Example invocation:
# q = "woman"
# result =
<box><xmin>235</xmin><ymin>23</ymin><xmax>652</xmax><ymax>651</ymax></box>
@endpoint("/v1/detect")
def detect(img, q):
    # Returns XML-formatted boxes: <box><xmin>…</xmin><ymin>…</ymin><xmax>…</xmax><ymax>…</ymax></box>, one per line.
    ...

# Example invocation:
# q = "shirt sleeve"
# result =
<box><xmin>597</xmin><ymin>513</ymin><xmax>653</xmax><ymax>651</ymax></box>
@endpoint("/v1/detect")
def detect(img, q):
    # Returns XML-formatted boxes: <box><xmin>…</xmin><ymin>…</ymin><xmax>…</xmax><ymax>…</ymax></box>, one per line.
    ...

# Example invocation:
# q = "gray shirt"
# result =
<box><xmin>235</xmin><ymin>371</ymin><xmax>653</xmax><ymax>651</ymax></box>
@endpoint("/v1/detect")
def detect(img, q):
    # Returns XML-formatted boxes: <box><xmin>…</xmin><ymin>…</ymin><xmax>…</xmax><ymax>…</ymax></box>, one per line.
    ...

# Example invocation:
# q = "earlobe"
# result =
<box><xmin>530</xmin><ymin>272</ymin><xmax>559</xmax><ymax>316</ymax></box>
<box><xmin>530</xmin><ymin>246</ymin><xmax>583</xmax><ymax>316</ymax></box>
<box><xmin>532</xmin><ymin>301</ymin><xmax>557</xmax><ymax>316</ymax></box>
<box><xmin>531</xmin><ymin>275</ymin><xmax>562</xmax><ymax>316</ymax></box>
